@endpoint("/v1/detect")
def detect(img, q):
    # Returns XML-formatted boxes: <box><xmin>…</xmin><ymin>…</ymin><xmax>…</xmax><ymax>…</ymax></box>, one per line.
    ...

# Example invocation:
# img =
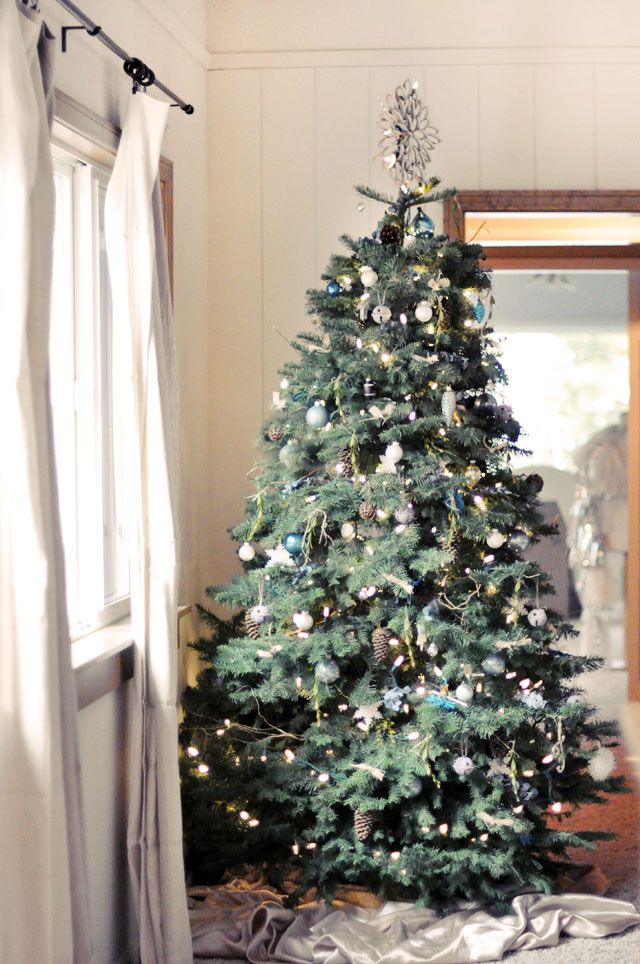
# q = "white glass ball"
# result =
<box><xmin>306</xmin><ymin>402</ymin><xmax>329</xmax><ymax>428</ymax></box>
<box><xmin>455</xmin><ymin>683</ymin><xmax>474</xmax><ymax>704</ymax></box>
<box><xmin>394</xmin><ymin>505</ymin><xmax>414</xmax><ymax>525</ymax></box>
<box><xmin>406</xmin><ymin>775</ymin><xmax>422</xmax><ymax>798</ymax></box>
<box><xmin>527</xmin><ymin>607</ymin><xmax>548</xmax><ymax>628</ymax></box>
<box><xmin>426</xmin><ymin>642</ymin><xmax>439</xmax><ymax>657</ymax></box>
<box><xmin>341</xmin><ymin>522</ymin><xmax>355</xmax><ymax>539</ymax></box>
<box><xmin>453</xmin><ymin>756</ymin><xmax>475</xmax><ymax>776</ymax></box>
<box><xmin>238</xmin><ymin>541</ymin><xmax>256</xmax><ymax>561</ymax></box>
<box><xmin>360</xmin><ymin>268</ymin><xmax>378</xmax><ymax>287</ymax></box>
<box><xmin>415</xmin><ymin>301</ymin><xmax>433</xmax><ymax>322</ymax></box>
<box><xmin>250</xmin><ymin>604</ymin><xmax>270</xmax><ymax>624</ymax></box>
<box><xmin>293</xmin><ymin>611</ymin><xmax>314</xmax><ymax>631</ymax></box>
<box><xmin>280</xmin><ymin>377</ymin><xmax>290</xmax><ymax>390</ymax></box>
<box><xmin>483</xmin><ymin>654</ymin><xmax>506</xmax><ymax>676</ymax></box>
<box><xmin>385</xmin><ymin>441</ymin><xmax>403</xmax><ymax>463</ymax></box>
<box><xmin>588</xmin><ymin>746</ymin><xmax>616</xmax><ymax>781</ymax></box>
<box><xmin>279</xmin><ymin>441</ymin><xmax>295</xmax><ymax>463</ymax></box>
<box><xmin>372</xmin><ymin>304</ymin><xmax>392</xmax><ymax>324</ymax></box>
<box><xmin>486</xmin><ymin>529</ymin><xmax>506</xmax><ymax>549</ymax></box>
<box><xmin>315</xmin><ymin>659</ymin><xmax>340</xmax><ymax>683</ymax></box>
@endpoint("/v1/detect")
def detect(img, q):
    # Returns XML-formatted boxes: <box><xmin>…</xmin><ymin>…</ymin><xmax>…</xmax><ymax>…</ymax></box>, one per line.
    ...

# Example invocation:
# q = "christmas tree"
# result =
<box><xmin>180</xmin><ymin>81</ymin><xmax>626</xmax><ymax>912</ymax></box>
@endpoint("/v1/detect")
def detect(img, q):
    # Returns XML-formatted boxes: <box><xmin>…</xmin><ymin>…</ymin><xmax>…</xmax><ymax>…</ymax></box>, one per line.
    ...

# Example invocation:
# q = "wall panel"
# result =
<box><xmin>479</xmin><ymin>65</ymin><xmax>535</xmax><ymax>189</ymax></box>
<box><xmin>595</xmin><ymin>64</ymin><xmax>640</xmax><ymax>189</ymax></box>
<box><xmin>535</xmin><ymin>64</ymin><xmax>595</xmax><ymax>189</ymax></box>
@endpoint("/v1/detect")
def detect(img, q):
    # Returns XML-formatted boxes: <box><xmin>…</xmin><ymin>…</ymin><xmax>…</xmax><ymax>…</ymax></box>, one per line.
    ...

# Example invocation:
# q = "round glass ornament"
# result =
<box><xmin>283</xmin><ymin>532</ymin><xmax>304</xmax><ymax>556</ymax></box>
<box><xmin>306</xmin><ymin>403</ymin><xmax>329</xmax><ymax>428</ymax></box>
<box><xmin>315</xmin><ymin>659</ymin><xmax>340</xmax><ymax>683</ymax></box>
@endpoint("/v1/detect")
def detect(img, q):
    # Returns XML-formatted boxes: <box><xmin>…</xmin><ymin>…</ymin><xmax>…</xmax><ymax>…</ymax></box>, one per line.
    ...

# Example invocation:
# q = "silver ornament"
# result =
<box><xmin>415</xmin><ymin>300</ymin><xmax>433</xmax><ymax>322</ymax></box>
<box><xmin>453</xmin><ymin>755</ymin><xmax>475</xmax><ymax>776</ymax></box>
<box><xmin>315</xmin><ymin>659</ymin><xmax>339</xmax><ymax>683</ymax></box>
<box><xmin>455</xmin><ymin>683</ymin><xmax>474</xmax><ymax>703</ymax></box>
<box><xmin>372</xmin><ymin>305</ymin><xmax>392</xmax><ymax>324</ymax></box>
<box><xmin>238</xmin><ymin>541</ymin><xmax>256</xmax><ymax>561</ymax></box>
<box><xmin>426</xmin><ymin>642</ymin><xmax>439</xmax><ymax>657</ymax></box>
<box><xmin>377</xmin><ymin>79</ymin><xmax>440</xmax><ymax>185</ymax></box>
<box><xmin>486</xmin><ymin>529</ymin><xmax>506</xmax><ymax>549</ymax></box>
<box><xmin>442</xmin><ymin>387</ymin><xmax>456</xmax><ymax>426</ymax></box>
<box><xmin>406</xmin><ymin>775</ymin><xmax>423</xmax><ymax>798</ymax></box>
<box><xmin>292</xmin><ymin>611</ymin><xmax>314</xmax><ymax>631</ymax></box>
<box><xmin>482</xmin><ymin>654</ymin><xmax>506</xmax><ymax>676</ymax></box>
<box><xmin>360</xmin><ymin>268</ymin><xmax>378</xmax><ymax>287</ymax></box>
<box><xmin>527</xmin><ymin>608</ymin><xmax>548</xmax><ymax>628</ymax></box>
<box><xmin>385</xmin><ymin>441</ymin><xmax>403</xmax><ymax>463</ymax></box>
<box><xmin>250</xmin><ymin>604</ymin><xmax>270</xmax><ymax>624</ymax></box>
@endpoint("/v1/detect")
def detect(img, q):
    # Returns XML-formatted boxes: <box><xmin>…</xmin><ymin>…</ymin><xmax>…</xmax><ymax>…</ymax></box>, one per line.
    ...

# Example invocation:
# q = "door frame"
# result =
<box><xmin>443</xmin><ymin>190</ymin><xmax>640</xmax><ymax>702</ymax></box>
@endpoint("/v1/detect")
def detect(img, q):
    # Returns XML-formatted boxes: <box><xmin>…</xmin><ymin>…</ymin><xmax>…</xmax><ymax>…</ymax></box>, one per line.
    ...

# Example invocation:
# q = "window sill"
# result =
<box><xmin>73</xmin><ymin>618</ymin><xmax>134</xmax><ymax>711</ymax></box>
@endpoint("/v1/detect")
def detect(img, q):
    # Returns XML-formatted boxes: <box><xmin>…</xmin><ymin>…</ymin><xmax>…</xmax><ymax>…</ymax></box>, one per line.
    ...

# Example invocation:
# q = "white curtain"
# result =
<box><xmin>105</xmin><ymin>93</ymin><xmax>192</xmax><ymax>963</ymax></box>
<box><xmin>0</xmin><ymin>3</ymin><xmax>92</xmax><ymax>963</ymax></box>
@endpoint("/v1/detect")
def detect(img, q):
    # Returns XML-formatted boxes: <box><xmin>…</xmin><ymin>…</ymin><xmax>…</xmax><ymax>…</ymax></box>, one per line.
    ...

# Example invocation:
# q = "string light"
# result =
<box><xmin>513</xmin><ymin>805</ymin><xmax>524</xmax><ymax>814</ymax></box>
<box><xmin>549</xmin><ymin>802</ymin><xmax>562</xmax><ymax>813</ymax></box>
<box><xmin>186</xmin><ymin>746</ymin><xmax>199</xmax><ymax>757</ymax></box>
<box><xmin>306</xmin><ymin>842</ymin><xmax>317</xmax><ymax>850</ymax></box>
<box><xmin>541</xmin><ymin>753</ymin><xmax>554</xmax><ymax>765</ymax></box>
<box><xmin>438</xmin><ymin>823</ymin><xmax>449</xmax><ymax>835</ymax></box>
<box><xmin>292</xmin><ymin>843</ymin><xmax>300</xmax><ymax>855</ymax></box>
<box><xmin>522</xmin><ymin>769</ymin><xmax>535</xmax><ymax>778</ymax></box>
<box><xmin>407</xmin><ymin>731</ymin><xmax>420</xmax><ymax>741</ymax></box>
<box><xmin>284</xmin><ymin>749</ymin><xmax>296</xmax><ymax>762</ymax></box>
<box><xmin>239</xmin><ymin>811</ymin><xmax>250</xmax><ymax>821</ymax></box>
<box><xmin>390</xmin><ymin>851</ymin><xmax>401</xmax><ymax>861</ymax></box>
<box><xmin>260</xmin><ymin>754</ymin><xmax>267</xmax><ymax>762</ymax></box>
<box><xmin>479</xmin><ymin>833</ymin><xmax>489</xmax><ymax>842</ymax></box>
<box><xmin>317</xmin><ymin>772</ymin><xmax>330</xmax><ymax>783</ymax></box>
<box><xmin>197</xmin><ymin>763</ymin><xmax>209</xmax><ymax>775</ymax></box>
<box><xmin>215</xmin><ymin>728</ymin><xmax>225</xmax><ymax>736</ymax></box>
<box><xmin>393</xmin><ymin>655</ymin><xmax>405</xmax><ymax>668</ymax></box>
<box><xmin>416</xmin><ymin>685</ymin><xmax>426</xmax><ymax>695</ymax></box>
<box><xmin>519</xmin><ymin>678</ymin><xmax>532</xmax><ymax>690</ymax></box>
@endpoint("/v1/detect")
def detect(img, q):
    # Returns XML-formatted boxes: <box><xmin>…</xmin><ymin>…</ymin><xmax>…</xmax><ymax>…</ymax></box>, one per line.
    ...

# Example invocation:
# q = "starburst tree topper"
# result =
<box><xmin>378</xmin><ymin>79</ymin><xmax>440</xmax><ymax>187</ymax></box>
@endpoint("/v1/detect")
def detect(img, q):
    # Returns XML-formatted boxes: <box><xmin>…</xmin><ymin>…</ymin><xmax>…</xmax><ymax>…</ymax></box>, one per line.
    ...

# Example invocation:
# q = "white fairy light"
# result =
<box><xmin>186</xmin><ymin>746</ymin><xmax>199</xmax><ymax>757</ymax></box>
<box><xmin>197</xmin><ymin>763</ymin><xmax>209</xmax><ymax>775</ymax></box>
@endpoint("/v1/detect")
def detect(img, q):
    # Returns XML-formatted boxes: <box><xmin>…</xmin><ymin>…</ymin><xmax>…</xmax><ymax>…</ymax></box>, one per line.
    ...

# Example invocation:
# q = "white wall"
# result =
<box><xmin>38</xmin><ymin>1</ymin><xmax>209</xmax><ymax>958</ymax></box>
<box><xmin>206</xmin><ymin>0</ymin><xmax>640</xmax><ymax>587</ymax></box>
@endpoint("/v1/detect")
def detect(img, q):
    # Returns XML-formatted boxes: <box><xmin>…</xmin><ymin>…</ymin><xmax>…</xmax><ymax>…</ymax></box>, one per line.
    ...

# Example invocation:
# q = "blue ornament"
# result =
<box><xmin>427</xmin><ymin>693</ymin><xmax>457</xmax><ymax>710</ymax></box>
<box><xmin>443</xmin><ymin>490</ymin><xmax>464</xmax><ymax>514</ymax></box>
<box><xmin>507</xmin><ymin>530</ymin><xmax>531</xmax><ymax>553</ymax></box>
<box><xmin>406</xmin><ymin>775</ymin><xmax>423</xmax><ymax>798</ymax></box>
<box><xmin>482</xmin><ymin>654</ymin><xmax>506</xmax><ymax>676</ymax></box>
<box><xmin>283</xmin><ymin>532</ymin><xmax>304</xmax><ymax>556</ymax></box>
<box><xmin>474</xmin><ymin>300</ymin><xmax>485</xmax><ymax>323</ymax></box>
<box><xmin>517</xmin><ymin>781</ymin><xmax>539</xmax><ymax>801</ymax></box>
<box><xmin>326</xmin><ymin>280</ymin><xmax>341</xmax><ymax>297</ymax></box>
<box><xmin>315</xmin><ymin>659</ymin><xmax>339</xmax><ymax>683</ymax></box>
<box><xmin>410</xmin><ymin>207</ymin><xmax>435</xmax><ymax>238</ymax></box>
<box><xmin>421</xmin><ymin>598</ymin><xmax>440</xmax><ymax>621</ymax></box>
<box><xmin>279</xmin><ymin>441</ymin><xmax>295</xmax><ymax>464</ymax></box>
<box><xmin>305</xmin><ymin>403</ymin><xmax>329</xmax><ymax>428</ymax></box>
<box><xmin>383</xmin><ymin>685</ymin><xmax>409</xmax><ymax>712</ymax></box>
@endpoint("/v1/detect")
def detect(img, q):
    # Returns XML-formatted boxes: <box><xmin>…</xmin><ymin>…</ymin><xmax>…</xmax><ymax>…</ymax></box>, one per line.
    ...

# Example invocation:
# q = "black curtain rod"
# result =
<box><xmin>51</xmin><ymin>0</ymin><xmax>195</xmax><ymax>114</ymax></box>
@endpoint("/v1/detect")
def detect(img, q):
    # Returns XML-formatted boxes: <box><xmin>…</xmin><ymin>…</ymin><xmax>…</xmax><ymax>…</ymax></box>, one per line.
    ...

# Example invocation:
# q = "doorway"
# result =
<box><xmin>443</xmin><ymin>191</ymin><xmax>640</xmax><ymax>702</ymax></box>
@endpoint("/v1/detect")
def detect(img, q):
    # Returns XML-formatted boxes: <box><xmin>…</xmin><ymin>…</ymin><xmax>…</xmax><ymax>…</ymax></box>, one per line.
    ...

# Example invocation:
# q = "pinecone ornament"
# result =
<box><xmin>372</xmin><ymin>627</ymin><xmax>393</xmax><ymax>661</ymax></box>
<box><xmin>337</xmin><ymin>443</ymin><xmax>354</xmax><ymax>478</ymax></box>
<box><xmin>379</xmin><ymin>222</ymin><xmax>403</xmax><ymax>245</ymax></box>
<box><xmin>354</xmin><ymin>808</ymin><xmax>374</xmax><ymax>841</ymax></box>
<box><xmin>359</xmin><ymin>501</ymin><xmax>377</xmax><ymax>521</ymax></box>
<box><xmin>243</xmin><ymin>613</ymin><xmax>261</xmax><ymax>640</ymax></box>
<box><xmin>449</xmin><ymin>529</ymin><xmax>462</xmax><ymax>550</ymax></box>
<box><xmin>268</xmin><ymin>424</ymin><xmax>284</xmax><ymax>442</ymax></box>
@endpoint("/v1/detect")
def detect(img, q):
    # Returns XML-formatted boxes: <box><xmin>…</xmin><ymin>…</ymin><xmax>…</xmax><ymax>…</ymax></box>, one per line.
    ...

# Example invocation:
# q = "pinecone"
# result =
<box><xmin>359</xmin><ymin>501</ymin><xmax>377</xmax><ymax>521</ymax></box>
<box><xmin>354</xmin><ymin>809</ymin><xmax>374</xmax><ymax>841</ymax></box>
<box><xmin>379</xmin><ymin>222</ymin><xmax>403</xmax><ymax>245</ymax></box>
<box><xmin>450</xmin><ymin>530</ymin><xmax>462</xmax><ymax>551</ymax></box>
<box><xmin>243</xmin><ymin>613</ymin><xmax>261</xmax><ymax>639</ymax></box>
<box><xmin>268</xmin><ymin>424</ymin><xmax>284</xmax><ymax>442</ymax></box>
<box><xmin>337</xmin><ymin>443</ymin><xmax>354</xmax><ymax>478</ymax></box>
<box><xmin>372</xmin><ymin>627</ymin><xmax>393</xmax><ymax>661</ymax></box>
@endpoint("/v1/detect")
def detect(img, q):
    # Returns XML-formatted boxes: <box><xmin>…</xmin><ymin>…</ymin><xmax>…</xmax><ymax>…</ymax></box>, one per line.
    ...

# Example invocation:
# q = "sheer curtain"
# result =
<box><xmin>0</xmin><ymin>3</ymin><xmax>92</xmax><ymax>962</ymax></box>
<box><xmin>105</xmin><ymin>92</ymin><xmax>192</xmax><ymax>964</ymax></box>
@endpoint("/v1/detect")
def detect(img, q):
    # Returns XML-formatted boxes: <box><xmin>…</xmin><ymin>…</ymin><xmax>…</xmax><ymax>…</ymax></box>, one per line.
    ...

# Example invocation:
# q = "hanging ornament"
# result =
<box><xmin>341</xmin><ymin>522</ymin><xmax>356</xmax><ymax>540</ymax></box>
<box><xmin>482</xmin><ymin>654</ymin><xmax>505</xmax><ymax>676</ymax></box>
<box><xmin>372</xmin><ymin>304</ymin><xmax>392</xmax><ymax>325</ymax></box>
<box><xmin>474</xmin><ymin>300</ymin><xmax>486</xmax><ymax>323</ymax></box>
<box><xmin>326</xmin><ymin>280</ymin><xmax>342</xmax><ymax>297</ymax></box>
<box><xmin>353</xmin><ymin>703</ymin><xmax>383</xmax><ymax>730</ymax></box>
<box><xmin>243</xmin><ymin>613</ymin><xmax>261</xmax><ymax>640</ymax></box>
<box><xmin>293</xmin><ymin>611</ymin><xmax>314</xmax><ymax>631</ymax></box>
<box><xmin>497</xmin><ymin>404</ymin><xmax>513</xmax><ymax>420</ymax></box>
<box><xmin>474</xmin><ymin>392</ymin><xmax>497</xmax><ymax>414</ymax></box>
<box><xmin>384</xmin><ymin>440</ymin><xmax>403</xmax><ymax>463</ymax></box>
<box><xmin>280</xmin><ymin>377</ymin><xmax>290</xmax><ymax>390</ymax></box>
<box><xmin>394</xmin><ymin>505</ymin><xmax>414</xmax><ymax>524</ymax></box>
<box><xmin>508</xmin><ymin>530</ymin><xmax>531</xmax><ymax>553</ymax></box>
<box><xmin>336</xmin><ymin>443</ymin><xmax>355</xmax><ymax>479</ymax></box>
<box><xmin>453</xmin><ymin>756</ymin><xmax>475</xmax><ymax>776</ymax></box>
<box><xmin>379</xmin><ymin>221</ymin><xmax>403</xmax><ymax>245</ymax></box>
<box><xmin>486</xmin><ymin>529</ymin><xmax>506</xmax><ymax>549</ymax></box>
<box><xmin>527</xmin><ymin>608</ymin><xmax>548</xmax><ymax>628</ymax></box>
<box><xmin>415</xmin><ymin>300</ymin><xmax>433</xmax><ymax>322</ymax></box>
<box><xmin>364</xmin><ymin>378</ymin><xmax>375</xmax><ymax>399</ymax></box>
<box><xmin>360</xmin><ymin>267</ymin><xmax>378</xmax><ymax>287</ymax></box>
<box><xmin>306</xmin><ymin>402</ymin><xmax>329</xmax><ymax>428</ymax></box>
<box><xmin>283</xmin><ymin>532</ymin><xmax>304</xmax><ymax>556</ymax></box>
<box><xmin>315</xmin><ymin>659</ymin><xmax>340</xmax><ymax>683</ymax></box>
<box><xmin>406</xmin><ymin>775</ymin><xmax>423</xmax><ymax>798</ymax></box>
<box><xmin>238</xmin><ymin>541</ymin><xmax>256</xmax><ymax>562</ymax></box>
<box><xmin>588</xmin><ymin>746</ymin><xmax>616</xmax><ymax>781</ymax></box>
<box><xmin>426</xmin><ymin>641</ymin><xmax>439</xmax><ymax>657</ymax></box>
<box><xmin>265</xmin><ymin>544</ymin><xmax>296</xmax><ymax>567</ymax></box>
<box><xmin>354</xmin><ymin>809</ymin><xmax>374</xmax><ymax>841</ymax></box>
<box><xmin>268</xmin><ymin>424</ymin><xmax>284</xmax><ymax>442</ymax></box>
<box><xmin>455</xmin><ymin>682</ymin><xmax>474</xmax><ymax>704</ymax></box>
<box><xmin>383</xmin><ymin>685</ymin><xmax>410</xmax><ymax>712</ymax></box>
<box><xmin>279</xmin><ymin>440</ymin><xmax>296</xmax><ymax>464</ymax></box>
<box><xmin>465</xmin><ymin>462</ymin><xmax>482</xmax><ymax>484</ymax></box>
<box><xmin>372</xmin><ymin>627</ymin><xmax>394</xmax><ymax>661</ymax></box>
<box><xmin>442</xmin><ymin>386</ymin><xmax>456</xmax><ymax>426</ymax></box>
<box><xmin>410</xmin><ymin>207</ymin><xmax>435</xmax><ymax>238</ymax></box>
<box><xmin>249</xmin><ymin>604</ymin><xmax>271</xmax><ymax>624</ymax></box>
<box><xmin>422</xmin><ymin>598</ymin><xmax>440</xmax><ymax>621</ymax></box>
<box><xmin>359</xmin><ymin>501</ymin><xmax>378</xmax><ymax>521</ymax></box>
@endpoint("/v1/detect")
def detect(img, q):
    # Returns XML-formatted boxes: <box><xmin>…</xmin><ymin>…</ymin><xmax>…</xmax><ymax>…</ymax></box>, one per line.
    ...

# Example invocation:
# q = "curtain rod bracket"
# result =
<box><xmin>61</xmin><ymin>23</ymin><xmax>101</xmax><ymax>54</ymax></box>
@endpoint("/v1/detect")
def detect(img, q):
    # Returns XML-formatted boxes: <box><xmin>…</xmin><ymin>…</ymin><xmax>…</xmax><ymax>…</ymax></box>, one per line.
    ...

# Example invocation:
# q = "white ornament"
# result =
<box><xmin>394</xmin><ymin>505</ymin><xmax>414</xmax><ymax>524</ymax></box>
<box><xmin>426</xmin><ymin>642</ymin><xmax>439</xmax><ymax>657</ymax></box>
<box><xmin>453</xmin><ymin>756</ymin><xmax>475</xmax><ymax>776</ymax></box>
<box><xmin>238</xmin><ymin>541</ymin><xmax>256</xmax><ymax>561</ymax></box>
<box><xmin>341</xmin><ymin>522</ymin><xmax>356</xmax><ymax>539</ymax></box>
<box><xmin>250</xmin><ymin>605</ymin><xmax>270</xmax><ymax>624</ymax></box>
<box><xmin>442</xmin><ymin>386</ymin><xmax>456</xmax><ymax>426</ymax></box>
<box><xmin>377</xmin><ymin>456</ymin><xmax>397</xmax><ymax>475</ymax></box>
<box><xmin>527</xmin><ymin>608</ymin><xmax>548</xmax><ymax>628</ymax></box>
<box><xmin>280</xmin><ymin>377</ymin><xmax>290</xmax><ymax>390</ymax></box>
<box><xmin>455</xmin><ymin>683</ymin><xmax>474</xmax><ymax>704</ymax></box>
<box><xmin>588</xmin><ymin>746</ymin><xmax>616</xmax><ymax>781</ymax></box>
<box><xmin>360</xmin><ymin>268</ymin><xmax>378</xmax><ymax>287</ymax></box>
<box><xmin>293</xmin><ymin>611</ymin><xmax>314</xmax><ymax>631</ymax></box>
<box><xmin>353</xmin><ymin>703</ymin><xmax>383</xmax><ymax>730</ymax></box>
<box><xmin>385</xmin><ymin>440</ymin><xmax>403</xmax><ymax>463</ymax></box>
<box><xmin>486</xmin><ymin>529</ymin><xmax>506</xmax><ymax>549</ymax></box>
<box><xmin>265</xmin><ymin>544</ymin><xmax>296</xmax><ymax>567</ymax></box>
<box><xmin>415</xmin><ymin>301</ymin><xmax>433</xmax><ymax>322</ymax></box>
<box><xmin>372</xmin><ymin>305</ymin><xmax>392</xmax><ymax>324</ymax></box>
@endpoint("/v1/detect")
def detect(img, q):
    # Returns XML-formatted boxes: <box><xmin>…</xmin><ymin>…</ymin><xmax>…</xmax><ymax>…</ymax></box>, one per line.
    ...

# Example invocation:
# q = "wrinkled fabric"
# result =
<box><xmin>189</xmin><ymin>879</ymin><xmax>639</xmax><ymax>963</ymax></box>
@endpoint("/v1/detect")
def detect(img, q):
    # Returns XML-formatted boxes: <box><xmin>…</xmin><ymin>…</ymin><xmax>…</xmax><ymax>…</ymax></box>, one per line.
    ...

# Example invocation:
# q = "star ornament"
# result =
<box><xmin>378</xmin><ymin>80</ymin><xmax>440</xmax><ymax>186</ymax></box>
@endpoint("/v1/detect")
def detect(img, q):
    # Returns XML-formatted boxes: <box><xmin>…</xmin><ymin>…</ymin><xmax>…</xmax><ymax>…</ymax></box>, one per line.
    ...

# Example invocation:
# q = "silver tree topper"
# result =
<box><xmin>378</xmin><ymin>80</ymin><xmax>440</xmax><ymax>186</ymax></box>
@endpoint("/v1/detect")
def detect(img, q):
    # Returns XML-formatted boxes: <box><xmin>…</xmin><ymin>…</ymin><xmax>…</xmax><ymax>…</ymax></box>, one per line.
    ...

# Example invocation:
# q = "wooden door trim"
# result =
<box><xmin>444</xmin><ymin>190</ymin><xmax>640</xmax><ymax>700</ymax></box>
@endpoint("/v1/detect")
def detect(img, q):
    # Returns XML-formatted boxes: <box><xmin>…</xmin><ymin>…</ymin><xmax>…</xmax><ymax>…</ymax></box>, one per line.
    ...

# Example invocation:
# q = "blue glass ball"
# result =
<box><xmin>305</xmin><ymin>403</ymin><xmax>329</xmax><ymax>428</ymax></box>
<box><xmin>474</xmin><ymin>300</ymin><xmax>486</xmax><ymax>323</ymax></box>
<box><xmin>315</xmin><ymin>659</ymin><xmax>339</xmax><ymax>683</ymax></box>
<box><xmin>411</xmin><ymin>208</ymin><xmax>435</xmax><ymax>238</ymax></box>
<box><xmin>406</xmin><ymin>775</ymin><xmax>423</xmax><ymax>798</ymax></box>
<box><xmin>326</xmin><ymin>280</ymin><xmax>341</xmax><ymax>297</ymax></box>
<box><xmin>508</xmin><ymin>530</ymin><xmax>531</xmax><ymax>553</ymax></box>
<box><xmin>422</xmin><ymin>598</ymin><xmax>440</xmax><ymax>621</ymax></box>
<box><xmin>482</xmin><ymin>654</ymin><xmax>506</xmax><ymax>676</ymax></box>
<box><xmin>283</xmin><ymin>532</ymin><xmax>304</xmax><ymax>556</ymax></box>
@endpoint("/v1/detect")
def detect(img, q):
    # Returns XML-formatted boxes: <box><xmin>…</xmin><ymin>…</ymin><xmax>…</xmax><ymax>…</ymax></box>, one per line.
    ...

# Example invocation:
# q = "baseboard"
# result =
<box><xmin>619</xmin><ymin>702</ymin><xmax>640</xmax><ymax>784</ymax></box>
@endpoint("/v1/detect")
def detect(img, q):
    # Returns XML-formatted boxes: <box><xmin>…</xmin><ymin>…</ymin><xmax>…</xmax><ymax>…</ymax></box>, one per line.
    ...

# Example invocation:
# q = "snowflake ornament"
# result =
<box><xmin>378</xmin><ymin>80</ymin><xmax>440</xmax><ymax>186</ymax></box>
<box><xmin>265</xmin><ymin>544</ymin><xmax>296</xmax><ymax>567</ymax></box>
<box><xmin>353</xmin><ymin>702</ymin><xmax>383</xmax><ymax>730</ymax></box>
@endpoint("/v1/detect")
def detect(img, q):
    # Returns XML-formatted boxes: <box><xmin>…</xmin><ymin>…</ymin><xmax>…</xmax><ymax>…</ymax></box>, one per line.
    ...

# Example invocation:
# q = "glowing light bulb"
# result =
<box><xmin>323</xmin><ymin>606</ymin><xmax>330</xmax><ymax>617</ymax></box>
<box><xmin>390</xmin><ymin>851</ymin><xmax>401</xmax><ymax>860</ymax></box>
<box><xmin>519</xmin><ymin>678</ymin><xmax>532</xmax><ymax>690</ymax></box>
<box><xmin>395</xmin><ymin>523</ymin><xmax>407</xmax><ymax>534</ymax></box>
<box><xmin>393</xmin><ymin>655</ymin><xmax>405</xmax><ymax>668</ymax></box>
<box><xmin>260</xmin><ymin>754</ymin><xmax>267</xmax><ymax>762</ymax></box>
<box><xmin>407</xmin><ymin>731</ymin><xmax>420</xmax><ymax>741</ymax></box>
<box><xmin>416</xmin><ymin>686</ymin><xmax>426</xmax><ymax>695</ymax></box>
<box><xmin>186</xmin><ymin>746</ymin><xmax>199</xmax><ymax>757</ymax></box>
<box><xmin>408</xmin><ymin>411</ymin><xmax>417</xmax><ymax>421</ymax></box>
<box><xmin>513</xmin><ymin>805</ymin><xmax>524</xmax><ymax>814</ymax></box>
<box><xmin>295</xmin><ymin>676</ymin><xmax>302</xmax><ymax>688</ymax></box>
<box><xmin>421</xmin><ymin>826</ymin><xmax>430</xmax><ymax>833</ymax></box>
<box><xmin>479</xmin><ymin>833</ymin><xmax>489</xmax><ymax>841</ymax></box>
<box><xmin>284</xmin><ymin>749</ymin><xmax>296</xmax><ymax>762</ymax></box>
<box><xmin>317</xmin><ymin>772</ymin><xmax>330</xmax><ymax>783</ymax></box>
<box><xmin>550</xmin><ymin>801</ymin><xmax>562</xmax><ymax>813</ymax></box>
<box><xmin>306</xmin><ymin>842</ymin><xmax>317</xmax><ymax>850</ymax></box>
<box><xmin>439</xmin><ymin>823</ymin><xmax>449</xmax><ymax>835</ymax></box>
<box><xmin>541</xmin><ymin>753</ymin><xmax>554</xmax><ymax>765</ymax></box>
<box><xmin>216</xmin><ymin>728</ymin><xmax>225</xmax><ymax>736</ymax></box>
<box><xmin>197</xmin><ymin>763</ymin><xmax>209</xmax><ymax>775</ymax></box>
<box><xmin>522</xmin><ymin>769</ymin><xmax>535</xmax><ymax>778</ymax></box>
<box><xmin>239</xmin><ymin>811</ymin><xmax>250</xmax><ymax>821</ymax></box>
<box><xmin>292</xmin><ymin>843</ymin><xmax>300</xmax><ymax>855</ymax></box>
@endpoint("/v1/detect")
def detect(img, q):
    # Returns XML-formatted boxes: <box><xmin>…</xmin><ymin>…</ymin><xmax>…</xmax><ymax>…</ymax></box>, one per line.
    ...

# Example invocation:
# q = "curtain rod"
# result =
<box><xmin>51</xmin><ymin>0</ymin><xmax>195</xmax><ymax>114</ymax></box>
